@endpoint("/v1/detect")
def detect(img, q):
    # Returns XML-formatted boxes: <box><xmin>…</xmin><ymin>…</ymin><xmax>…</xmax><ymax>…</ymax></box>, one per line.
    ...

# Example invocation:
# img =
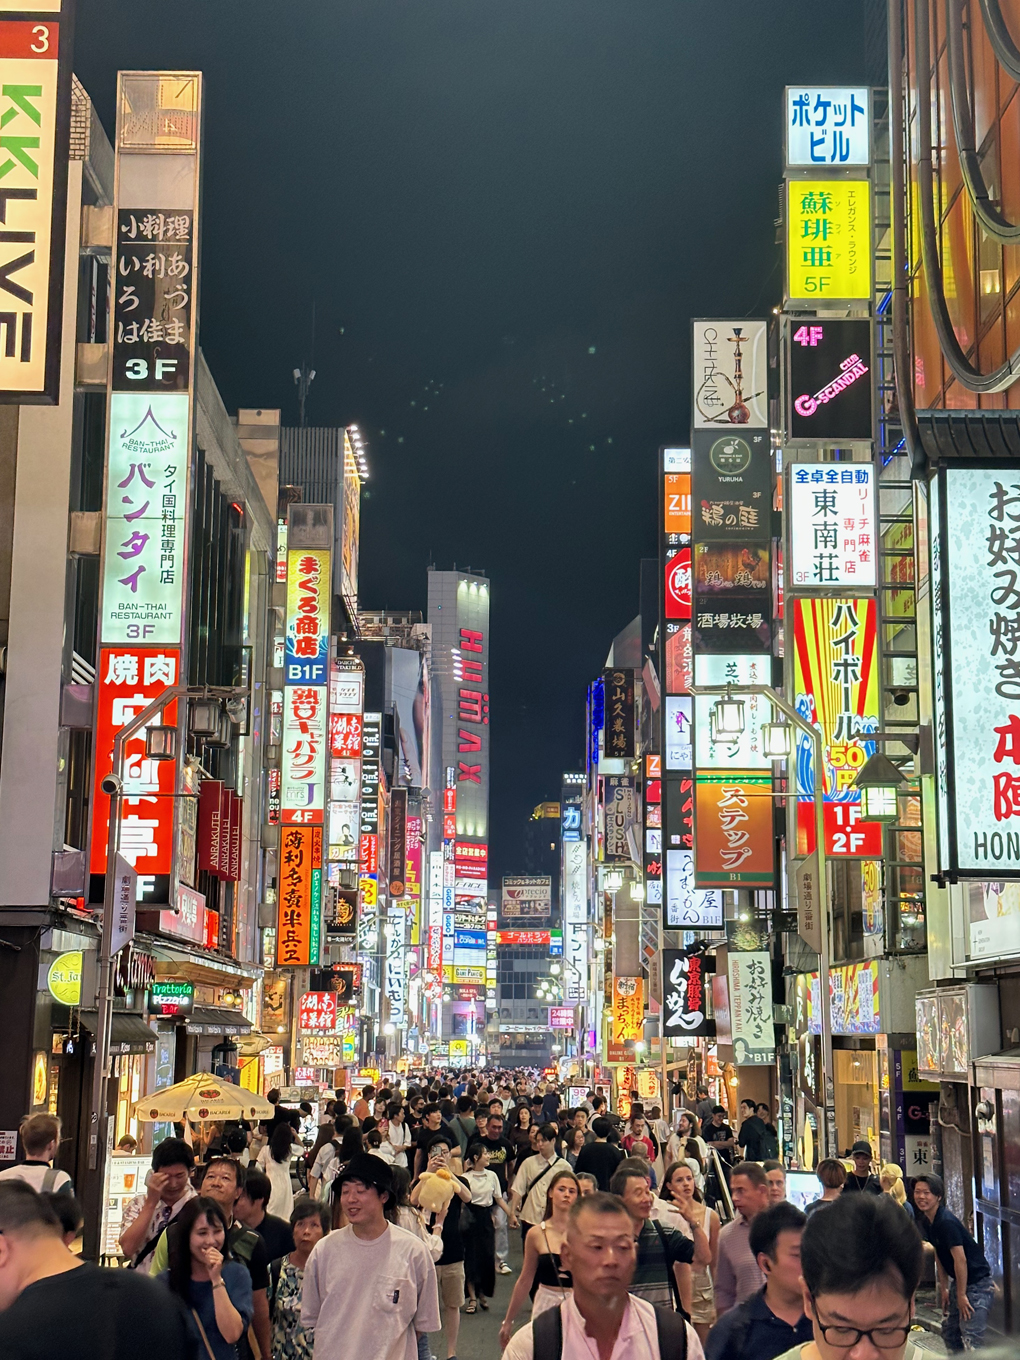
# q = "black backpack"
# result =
<box><xmin>532</xmin><ymin>1299</ymin><xmax>688</xmax><ymax>1360</ymax></box>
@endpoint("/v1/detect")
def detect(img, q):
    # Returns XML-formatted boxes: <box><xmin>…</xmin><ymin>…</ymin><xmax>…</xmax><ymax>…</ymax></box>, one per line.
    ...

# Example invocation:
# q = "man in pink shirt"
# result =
<box><xmin>715</xmin><ymin>1162</ymin><xmax>771</xmax><ymax>1315</ymax></box>
<box><xmin>503</xmin><ymin>1192</ymin><xmax>704</xmax><ymax>1360</ymax></box>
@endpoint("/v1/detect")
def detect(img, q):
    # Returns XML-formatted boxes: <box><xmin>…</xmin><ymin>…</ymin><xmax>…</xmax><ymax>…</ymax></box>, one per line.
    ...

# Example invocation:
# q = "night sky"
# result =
<box><xmin>75</xmin><ymin>1</ymin><xmax>867</xmax><ymax>883</ymax></box>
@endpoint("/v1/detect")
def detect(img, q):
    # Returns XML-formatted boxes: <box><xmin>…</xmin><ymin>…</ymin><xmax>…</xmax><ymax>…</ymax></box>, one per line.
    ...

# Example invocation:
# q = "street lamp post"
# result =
<box><xmin>689</xmin><ymin>683</ymin><xmax>836</xmax><ymax>1161</ymax></box>
<box><xmin>86</xmin><ymin>684</ymin><xmax>250</xmax><ymax>1247</ymax></box>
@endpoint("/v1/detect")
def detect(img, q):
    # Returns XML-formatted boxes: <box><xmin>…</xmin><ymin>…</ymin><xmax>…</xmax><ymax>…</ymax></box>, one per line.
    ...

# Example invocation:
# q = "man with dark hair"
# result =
<box><xmin>715</xmin><ymin>1162</ymin><xmax>771</xmax><ymax>1314</ymax></box>
<box><xmin>705</xmin><ymin>1203</ymin><xmax>811</xmax><ymax>1360</ymax></box>
<box><xmin>149</xmin><ymin>1156</ymin><xmax>272</xmax><ymax>1360</ymax></box>
<box><xmin>771</xmin><ymin>1191</ymin><xmax>925</xmax><ymax>1360</ymax></box>
<box><xmin>610</xmin><ymin>1160</ymin><xmax>705</xmax><ymax>1317</ymax></box>
<box><xmin>412</xmin><ymin>1102</ymin><xmax>451</xmax><ymax>1178</ymax></box>
<box><xmin>117</xmin><ymin>1136</ymin><xmax>196</xmax><ymax>1271</ymax></box>
<box><xmin>762</xmin><ymin>1160</ymin><xmax>787</xmax><ymax>1205</ymax></box>
<box><xmin>913</xmin><ymin>1174</ymin><xmax>994</xmax><ymax>1352</ymax></box>
<box><xmin>410</xmin><ymin>1132</ymin><xmax>472</xmax><ymax>1360</ymax></box>
<box><xmin>503</xmin><ymin>1192</ymin><xmax>700</xmax><ymax>1359</ymax></box>
<box><xmin>479</xmin><ymin>1110</ymin><xmax>515</xmax><ymax>1274</ymax></box>
<box><xmin>448</xmin><ymin>1094</ymin><xmax>477</xmax><ymax>1155</ymax></box>
<box><xmin>303</xmin><ymin>1152</ymin><xmax>440</xmax><ymax>1360</ymax></box>
<box><xmin>696</xmin><ymin>1086</ymin><xmax>715</xmax><ymax>1131</ymax></box>
<box><xmin>235</xmin><ymin>1167</ymin><xmax>296</xmax><ymax>1262</ymax></box>
<box><xmin>703</xmin><ymin>1107</ymin><xmax>736</xmax><ymax>1167</ymax></box>
<box><xmin>510</xmin><ymin>1123</ymin><xmax>572</xmax><ymax>1242</ymax></box>
<box><xmin>574</xmin><ymin>1116</ymin><xmax>625</xmax><ymax>1192</ymax></box>
<box><xmin>736</xmin><ymin>1100</ymin><xmax>767</xmax><ymax>1162</ymax></box>
<box><xmin>0</xmin><ymin>1182</ymin><xmax>193</xmax><ymax>1359</ymax></box>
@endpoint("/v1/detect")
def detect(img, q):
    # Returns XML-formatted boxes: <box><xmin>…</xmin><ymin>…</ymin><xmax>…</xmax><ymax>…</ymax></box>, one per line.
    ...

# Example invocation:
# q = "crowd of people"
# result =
<box><xmin>0</xmin><ymin>1078</ymin><xmax>1001</xmax><ymax>1360</ymax></box>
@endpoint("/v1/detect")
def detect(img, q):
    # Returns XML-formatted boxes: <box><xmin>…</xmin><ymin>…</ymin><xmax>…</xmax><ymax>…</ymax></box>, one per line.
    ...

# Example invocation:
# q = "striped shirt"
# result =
<box><xmin>630</xmin><ymin>1218</ymin><xmax>694</xmax><ymax>1310</ymax></box>
<box><xmin>714</xmin><ymin>1216</ymin><xmax>764</xmax><ymax>1315</ymax></box>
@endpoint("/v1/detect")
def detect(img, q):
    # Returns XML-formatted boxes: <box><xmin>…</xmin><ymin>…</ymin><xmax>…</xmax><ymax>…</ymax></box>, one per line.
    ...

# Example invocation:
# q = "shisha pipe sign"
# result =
<box><xmin>692</xmin><ymin>320</ymin><xmax>768</xmax><ymax>428</ymax></box>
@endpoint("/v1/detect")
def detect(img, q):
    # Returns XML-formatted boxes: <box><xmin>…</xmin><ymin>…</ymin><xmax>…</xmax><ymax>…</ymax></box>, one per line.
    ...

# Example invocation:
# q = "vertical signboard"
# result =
<box><xmin>788</xmin><ymin>463</ymin><xmax>875</xmax><ymax>587</ymax></box>
<box><xmin>930</xmin><ymin>466</ymin><xmax>1020</xmax><ymax>878</ymax></box>
<box><xmin>792</xmin><ymin>597</ymin><xmax>881</xmax><ymax>857</ymax></box>
<box><xmin>692</xmin><ymin>321</ymin><xmax>768</xmax><ymax>428</ymax></box>
<box><xmin>603</xmin><ymin>669</ymin><xmax>635</xmax><ymax>759</ymax></box>
<box><xmin>786</xmin><ymin>323</ymin><xmax>873</xmax><ymax>445</ymax></box>
<box><xmin>0</xmin><ymin>2</ymin><xmax>72</xmax><ymax>403</ymax></box>
<box><xmin>694</xmin><ymin>773</ymin><xmax>775</xmax><ymax>887</ymax></box>
<box><xmin>661</xmin><ymin>950</ymin><xmax>714</xmax><ymax>1037</ymax></box>
<box><xmin>92</xmin><ymin>73</ymin><xmax>202</xmax><ymax>909</ymax></box>
<box><xmin>562</xmin><ymin>839</ymin><xmax>588</xmax><ymax>1002</ymax></box>
<box><xmin>277</xmin><ymin>505</ymin><xmax>331</xmax><ymax>964</ymax></box>
<box><xmin>785</xmin><ymin>88</ymin><xmax>870</xmax><ymax>167</ymax></box>
<box><xmin>785</xmin><ymin>180</ymin><xmax>872</xmax><ymax>303</ymax></box>
<box><xmin>728</xmin><ymin>950</ymin><xmax>775</xmax><ymax>1064</ymax></box>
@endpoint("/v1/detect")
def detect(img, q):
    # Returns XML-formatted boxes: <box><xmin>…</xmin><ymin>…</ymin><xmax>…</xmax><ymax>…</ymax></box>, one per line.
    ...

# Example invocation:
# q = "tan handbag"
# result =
<box><xmin>191</xmin><ymin>1310</ymin><xmax>218</xmax><ymax>1360</ymax></box>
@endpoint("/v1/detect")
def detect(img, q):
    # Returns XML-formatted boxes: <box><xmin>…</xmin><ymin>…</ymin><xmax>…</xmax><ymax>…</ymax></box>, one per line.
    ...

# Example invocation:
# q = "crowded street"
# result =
<box><xmin>0</xmin><ymin>0</ymin><xmax>1018</xmax><ymax>1356</ymax></box>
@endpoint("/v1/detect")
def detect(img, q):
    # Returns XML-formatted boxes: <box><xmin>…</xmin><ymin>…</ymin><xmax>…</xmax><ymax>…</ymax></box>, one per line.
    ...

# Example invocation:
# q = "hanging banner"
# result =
<box><xmin>695</xmin><ymin>773</ymin><xmax>775</xmax><ymax>887</ymax></box>
<box><xmin>728</xmin><ymin>950</ymin><xmax>775</xmax><ymax>1064</ymax></box>
<box><xmin>793</xmin><ymin>597</ymin><xmax>881</xmax><ymax>857</ymax></box>
<box><xmin>603</xmin><ymin>668</ymin><xmax>635</xmax><ymax>759</ymax></box>
<box><xmin>664</xmin><ymin>697</ymin><xmax>693</xmax><ymax>771</ymax></box>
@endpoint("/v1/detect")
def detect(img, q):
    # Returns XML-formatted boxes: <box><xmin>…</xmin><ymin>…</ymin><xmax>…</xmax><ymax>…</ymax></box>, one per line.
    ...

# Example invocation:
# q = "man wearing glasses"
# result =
<box><xmin>771</xmin><ymin>1192</ymin><xmax>925</xmax><ymax>1360</ymax></box>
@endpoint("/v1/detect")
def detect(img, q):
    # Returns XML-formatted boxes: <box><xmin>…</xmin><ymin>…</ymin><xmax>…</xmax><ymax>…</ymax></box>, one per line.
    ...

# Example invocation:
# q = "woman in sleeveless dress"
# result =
<box><xmin>498</xmin><ymin>1169</ymin><xmax>579</xmax><ymax>1351</ymax></box>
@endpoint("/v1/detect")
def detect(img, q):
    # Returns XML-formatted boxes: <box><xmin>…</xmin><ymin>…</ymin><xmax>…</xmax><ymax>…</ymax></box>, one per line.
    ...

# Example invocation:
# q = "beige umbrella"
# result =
<box><xmin>132</xmin><ymin>1071</ymin><xmax>275</xmax><ymax>1123</ymax></box>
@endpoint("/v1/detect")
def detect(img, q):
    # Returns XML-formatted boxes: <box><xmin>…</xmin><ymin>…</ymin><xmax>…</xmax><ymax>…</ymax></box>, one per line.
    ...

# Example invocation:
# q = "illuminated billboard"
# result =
<box><xmin>930</xmin><ymin>466</ymin><xmax>1020</xmax><ymax>878</ymax></box>
<box><xmin>788</xmin><ymin>463</ymin><xmax>875</xmax><ymax>589</ymax></box>
<box><xmin>0</xmin><ymin>5</ymin><xmax>72</xmax><ymax>402</ymax></box>
<box><xmin>786</xmin><ymin>180</ymin><xmax>872</xmax><ymax>303</ymax></box>
<box><xmin>792</xmin><ymin>597</ymin><xmax>881</xmax><ymax>858</ymax></box>
<box><xmin>692</xmin><ymin>321</ymin><xmax>768</xmax><ymax>428</ymax></box>
<box><xmin>787</xmin><ymin>320</ymin><xmax>873</xmax><ymax>443</ymax></box>
<box><xmin>785</xmin><ymin>88</ymin><xmax>870</xmax><ymax>167</ymax></box>
<box><xmin>694</xmin><ymin>774</ymin><xmax>775</xmax><ymax>887</ymax></box>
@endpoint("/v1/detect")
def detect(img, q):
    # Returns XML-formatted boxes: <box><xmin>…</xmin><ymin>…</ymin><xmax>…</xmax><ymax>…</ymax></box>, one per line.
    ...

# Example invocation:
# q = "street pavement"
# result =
<box><xmin>427</xmin><ymin>1233</ymin><xmax>523</xmax><ymax>1360</ymax></box>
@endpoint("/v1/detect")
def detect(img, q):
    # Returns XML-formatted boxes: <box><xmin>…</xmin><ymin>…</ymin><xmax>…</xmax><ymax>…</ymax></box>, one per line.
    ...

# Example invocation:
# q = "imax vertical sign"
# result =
<box><xmin>0</xmin><ymin>3</ymin><xmax>73</xmax><ymax>402</ymax></box>
<box><xmin>931</xmin><ymin>466</ymin><xmax>1020</xmax><ymax>879</ymax></box>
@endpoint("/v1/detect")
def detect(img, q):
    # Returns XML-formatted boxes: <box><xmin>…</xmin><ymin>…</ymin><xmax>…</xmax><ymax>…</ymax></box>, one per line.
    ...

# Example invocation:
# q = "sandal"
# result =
<box><xmin>464</xmin><ymin>1299</ymin><xmax>477</xmax><ymax>1314</ymax></box>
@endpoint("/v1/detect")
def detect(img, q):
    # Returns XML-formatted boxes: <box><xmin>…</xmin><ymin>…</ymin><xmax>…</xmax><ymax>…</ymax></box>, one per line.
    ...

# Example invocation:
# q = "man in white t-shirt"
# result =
<box><xmin>0</xmin><ymin>1115</ymin><xmax>72</xmax><ymax>1197</ymax></box>
<box><xmin>302</xmin><ymin>1152</ymin><xmax>440</xmax><ymax>1360</ymax></box>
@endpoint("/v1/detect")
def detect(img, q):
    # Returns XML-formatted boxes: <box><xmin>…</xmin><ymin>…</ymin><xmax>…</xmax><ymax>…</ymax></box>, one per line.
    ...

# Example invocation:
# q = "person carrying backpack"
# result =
<box><xmin>308</xmin><ymin>1121</ymin><xmax>362</xmax><ymax>1204</ymax></box>
<box><xmin>502</xmin><ymin>1191</ymin><xmax>700</xmax><ymax>1360</ymax></box>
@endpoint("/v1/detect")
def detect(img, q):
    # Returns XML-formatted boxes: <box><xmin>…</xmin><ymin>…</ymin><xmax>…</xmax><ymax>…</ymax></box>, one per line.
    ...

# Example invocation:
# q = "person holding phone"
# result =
<box><xmin>160</xmin><ymin>1197</ymin><xmax>252</xmax><ymax>1360</ymax></box>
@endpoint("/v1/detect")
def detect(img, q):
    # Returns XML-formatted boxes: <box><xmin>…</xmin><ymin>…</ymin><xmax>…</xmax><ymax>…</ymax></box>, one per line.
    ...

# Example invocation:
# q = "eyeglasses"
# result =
<box><xmin>810</xmin><ymin>1299</ymin><xmax>912</xmax><ymax>1350</ymax></box>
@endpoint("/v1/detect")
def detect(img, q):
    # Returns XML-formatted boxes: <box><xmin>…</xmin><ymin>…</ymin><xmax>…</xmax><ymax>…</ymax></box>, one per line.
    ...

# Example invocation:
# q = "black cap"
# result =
<box><xmin>335</xmin><ymin>1152</ymin><xmax>393</xmax><ymax>1197</ymax></box>
<box><xmin>850</xmin><ymin>1140</ymin><xmax>873</xmax><ymax>1156</ymax></box>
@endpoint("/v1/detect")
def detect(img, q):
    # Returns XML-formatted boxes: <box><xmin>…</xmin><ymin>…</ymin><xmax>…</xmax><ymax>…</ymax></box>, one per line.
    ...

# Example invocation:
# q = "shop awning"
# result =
<box><xmin>78</xmin><ymin>1012</ymin><xmax>157</xmax><ymax>1055</ymax></box>
<box><xmin>140</xmin><ymin>933</ymin><xmax>261</xmax><ymax>992</ymax></box>
<box><xmin>973</xmin><ymin>1049</ymin><xmax>1020</xmax><ymax>1090</ymax></box>
<box><xmin>185</xmin><ymin>1006</ymin><xmax>253</xmax><ymax>1037</ymax></box>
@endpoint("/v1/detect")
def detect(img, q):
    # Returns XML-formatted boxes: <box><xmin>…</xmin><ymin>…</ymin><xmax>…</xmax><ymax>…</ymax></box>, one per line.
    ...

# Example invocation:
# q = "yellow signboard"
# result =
<box><xmin>449</xmin><ymin>1040</ymin><xmax>468</xmax><ymax>1058</ymax></box>
<box><xmin>47</xmin><ymin>951</ymin><xmax>82</xmax><ymax>1006</ymax></box>
<box><xmin>787</xmin><ymin>180</ymin><xmax>871</xmax><ymax>302</ymax></box>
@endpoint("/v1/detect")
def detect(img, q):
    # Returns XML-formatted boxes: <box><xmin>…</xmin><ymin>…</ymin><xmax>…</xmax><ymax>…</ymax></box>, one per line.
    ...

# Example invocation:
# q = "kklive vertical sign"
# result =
<box><xmin>0</xmin><ymin>3</ymin><xmax>73</xmax><ymax>403</ymax></box>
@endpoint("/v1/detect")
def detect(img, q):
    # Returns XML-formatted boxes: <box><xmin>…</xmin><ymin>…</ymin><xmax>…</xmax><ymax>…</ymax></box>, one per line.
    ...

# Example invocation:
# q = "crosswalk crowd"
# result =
<box><xmin>0</xmin><ymin>1075</ymin><xmax>999</xmax><ymax>1359</ymax></box>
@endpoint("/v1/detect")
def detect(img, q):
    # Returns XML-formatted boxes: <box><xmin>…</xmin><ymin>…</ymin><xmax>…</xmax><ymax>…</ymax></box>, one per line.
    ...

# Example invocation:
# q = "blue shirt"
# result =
<box><xmin>706</xmin><ymin>1287</ymin><xmax>813</xmax><ymax>1360</ymax></box>
<box><xmin>161</xmin><ymin>1261</ymin><xmax>253</xmax><ymax>1360</ymax></box>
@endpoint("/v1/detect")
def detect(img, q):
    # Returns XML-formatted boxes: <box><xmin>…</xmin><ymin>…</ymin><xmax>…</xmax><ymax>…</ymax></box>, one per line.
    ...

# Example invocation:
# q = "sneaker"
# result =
<box><xmin>497</xmin><ymin>1261</ymin><xmax>512</xmax><ymax>1274</ymax></box>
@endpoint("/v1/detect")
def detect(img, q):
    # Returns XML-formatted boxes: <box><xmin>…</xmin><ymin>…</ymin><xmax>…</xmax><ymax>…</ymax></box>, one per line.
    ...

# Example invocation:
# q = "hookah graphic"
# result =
<box><xmin>695</xmin><ymin>326</ymin><xmax>764</xmax><ymax>425</ymax></box>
